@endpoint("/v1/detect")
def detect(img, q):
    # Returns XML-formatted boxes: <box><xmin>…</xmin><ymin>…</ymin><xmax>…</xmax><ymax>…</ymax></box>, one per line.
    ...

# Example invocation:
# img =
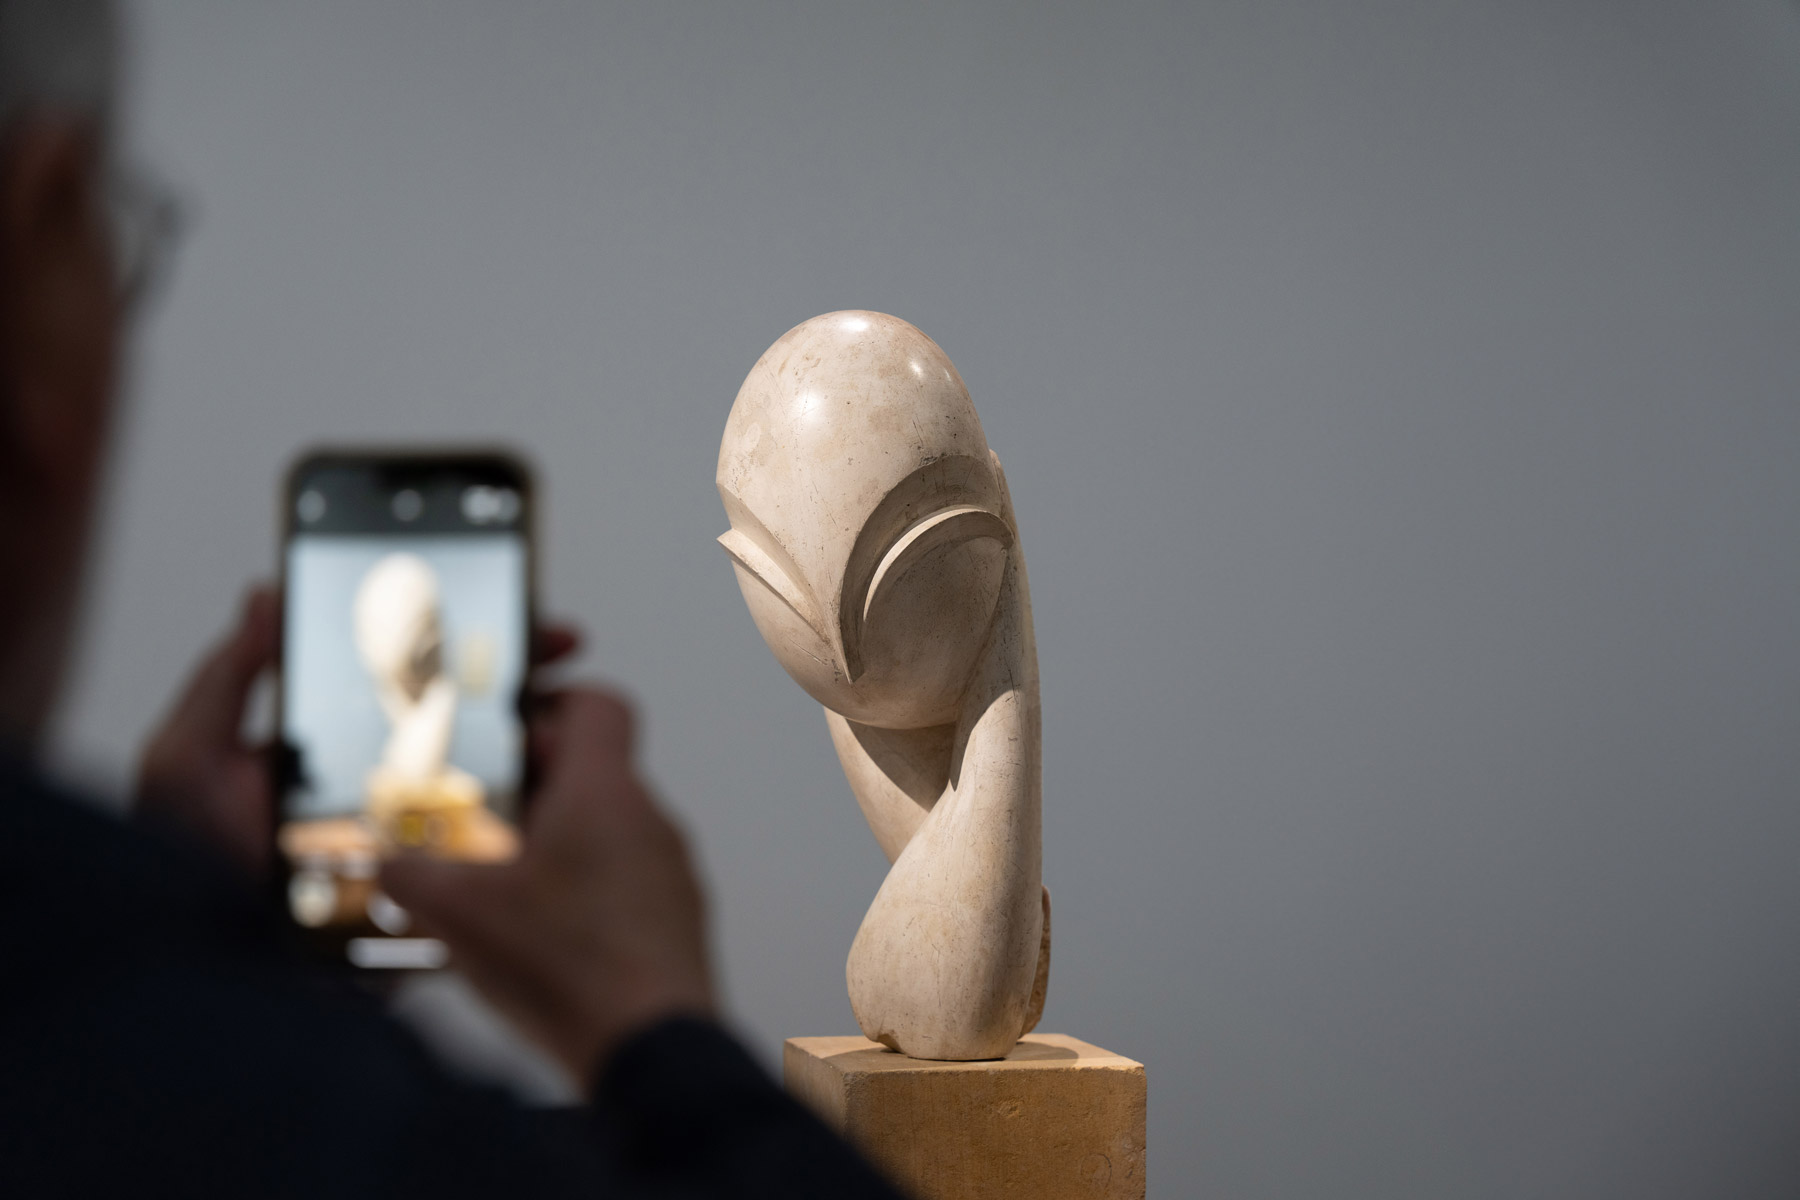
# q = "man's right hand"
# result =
<box><xmin>380</xmin><ymin>689</ymin><xmax>716</xmax><ymax>1091</ymax></box>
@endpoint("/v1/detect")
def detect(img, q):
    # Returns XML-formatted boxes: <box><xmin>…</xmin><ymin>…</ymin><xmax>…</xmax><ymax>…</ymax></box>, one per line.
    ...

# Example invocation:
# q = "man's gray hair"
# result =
<box><xmin>0</xmin><ymin>0</ymin><xmax>116</xmax><ymax>125</ymax></box>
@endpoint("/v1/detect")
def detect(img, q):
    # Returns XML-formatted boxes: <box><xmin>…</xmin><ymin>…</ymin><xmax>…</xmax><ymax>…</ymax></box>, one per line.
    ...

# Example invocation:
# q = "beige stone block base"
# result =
<box><xmin>784</xmin><ymin>1033</ymin><xmax>1146</xmax><ymax>1200</ymax></box>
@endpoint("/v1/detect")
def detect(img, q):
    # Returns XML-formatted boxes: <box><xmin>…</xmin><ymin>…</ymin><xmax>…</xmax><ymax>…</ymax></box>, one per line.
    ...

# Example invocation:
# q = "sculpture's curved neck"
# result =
<box><xmin>839</xmin><ymin>542</ymin><xmax>1044</xmax><ymax>1060</ymax></box>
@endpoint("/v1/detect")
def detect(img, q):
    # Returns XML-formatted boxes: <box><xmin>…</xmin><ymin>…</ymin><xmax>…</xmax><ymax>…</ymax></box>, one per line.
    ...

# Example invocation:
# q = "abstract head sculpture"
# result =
<box><xmin>352</xmin><ymin>552</ymin><xmax>484</xmax><ymax>829</ymax></box>
<box><xmin>717</xmin><ymin>311</ymin><xmax>1013</xmax><ymax>730</ymax></box>
<box><xmin>354</xmin><ymin>552</ymin><xmax>444</xmax><ymax>707</ymax></box>
<box><xmin>719</xmin><ymin>311</ymin><xmax>1048</xmax><ymax>1060</ymax></box>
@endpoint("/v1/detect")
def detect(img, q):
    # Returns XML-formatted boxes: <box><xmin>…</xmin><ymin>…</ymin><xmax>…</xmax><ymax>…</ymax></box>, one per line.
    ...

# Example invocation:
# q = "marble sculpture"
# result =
<box><xmin>717</xmin><ymin>311</ymin><xmax>1048</xmax><ymax>1061</ymax></box>
<box><xmin>352</xmin><ymin>552</ymin><xmax>484</xmax><ymax>828</ymax></box>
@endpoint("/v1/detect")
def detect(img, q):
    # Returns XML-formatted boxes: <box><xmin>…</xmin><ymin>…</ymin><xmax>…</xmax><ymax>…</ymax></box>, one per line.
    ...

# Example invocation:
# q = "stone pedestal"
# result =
<box><xmin>784</xmin><ymin>1033</ymin><xmax>1146</xmax><ymax>1200</ymax></box>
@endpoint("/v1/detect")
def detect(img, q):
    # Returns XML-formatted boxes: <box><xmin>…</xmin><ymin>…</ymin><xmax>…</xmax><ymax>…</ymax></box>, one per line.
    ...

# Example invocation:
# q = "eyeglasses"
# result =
<box><xmin>104</xmin><ymin>160</ymin><xmax>186</xmax><ymax>309</ymax></box>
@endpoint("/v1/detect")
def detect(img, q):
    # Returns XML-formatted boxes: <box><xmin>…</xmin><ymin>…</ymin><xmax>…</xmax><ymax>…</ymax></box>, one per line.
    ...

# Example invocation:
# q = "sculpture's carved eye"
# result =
<box><xmin>861</xmin><ymin>506</ymin><xmax>1012</xmax><ymax>627</ymax></box>
<box><xmin>718</xmin><ymin>527</ymin><xmax>846</xmax><ymax>685</ymax></box>
<box><xmin>717</xmin><ymin>500</ymin><xmax>1010</xmax><ymax>726</ymax></box>
<box><xmin>844</xmin><ymin>505</ymin><xmax>1011</xmax><ymax>695</ymax></box>
<box><xmin>718</xmin><ymin>528</ymin><xmax>824</xmax><ymax>636</ymax></box>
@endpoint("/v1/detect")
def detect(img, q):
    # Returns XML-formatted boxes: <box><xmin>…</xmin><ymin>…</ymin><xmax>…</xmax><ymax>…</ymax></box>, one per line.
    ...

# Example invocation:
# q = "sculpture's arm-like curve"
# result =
<box><xmin>824</xmin><ymin>448</ymin><xmax>1032</xmax><ymax>869</ymax></box>
<box><xmin>825</xmin><ymin>711</ymin><xmax>1051</xmax><ymax>1040</ymax></box>
<box><xmin>824</xmin><ymin>715</ymin><xmax>950</xmax><ymax>864</ymax></box>
<box><xmin>837</xmin><ymin>477</ymin><xmax>1047</xmax><ymax>1059</ymax></box>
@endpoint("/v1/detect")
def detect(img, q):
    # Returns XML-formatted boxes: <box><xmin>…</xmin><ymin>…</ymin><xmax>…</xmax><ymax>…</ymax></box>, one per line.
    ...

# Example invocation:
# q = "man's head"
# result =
<box><xmin>0</xmin><ymin>0</ymin><xmax>122</xmax><ymax>745</ymax></box>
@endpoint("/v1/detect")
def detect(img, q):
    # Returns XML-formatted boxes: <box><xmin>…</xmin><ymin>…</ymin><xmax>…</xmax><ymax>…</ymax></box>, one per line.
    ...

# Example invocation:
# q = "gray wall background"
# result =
<box><xmin>52</xmin><ymin>1</ymin><xmax>1800</xmax><ymax>1195</ymax></box>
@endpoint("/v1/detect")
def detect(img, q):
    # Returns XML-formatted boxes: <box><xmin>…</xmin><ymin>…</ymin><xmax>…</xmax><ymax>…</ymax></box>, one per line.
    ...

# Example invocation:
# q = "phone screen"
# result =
<box><xmin>277</xmin><ymin>453</ymin><xmax>532</xmax><ymax>968</ymax></box>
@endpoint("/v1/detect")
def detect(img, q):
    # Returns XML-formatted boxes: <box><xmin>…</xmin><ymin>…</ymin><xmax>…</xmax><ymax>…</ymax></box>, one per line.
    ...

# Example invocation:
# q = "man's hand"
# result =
<box><xmin>136</xmin><ymin>587</ymin><xmax>281</xmax><ymax>876</ymax></box>
<box><xmin>381</xmin><ymin>689</ymin><xmax>716</xmax><ymax>1090</ymax></box>
<box><xmin>137</xmin><ymin>585</ymin><xmax>586</xmax><ymax>879</ymax></box>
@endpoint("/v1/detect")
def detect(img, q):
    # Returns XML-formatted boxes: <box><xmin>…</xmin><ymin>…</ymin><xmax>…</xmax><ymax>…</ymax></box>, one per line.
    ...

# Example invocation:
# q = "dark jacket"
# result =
<box><xmin>0</xmin><ymin>755</ymin><xmax>902</xmax><ymax>1199</ymax></box>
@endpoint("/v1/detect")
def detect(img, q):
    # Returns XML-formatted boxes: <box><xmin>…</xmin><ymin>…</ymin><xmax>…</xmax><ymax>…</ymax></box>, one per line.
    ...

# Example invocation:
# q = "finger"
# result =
<box><xmin>240</xmin><ymin>584</ymin><xmax>282</xmax><ymax>664</ymax></box>
<box><xmin>380</xmin><ymin>853</ymin><xmax>507</xmax><ymax>940</ymax></box>
<box><xmin>521</xmin><ymin>682</ymin><xmax>569</xmax><ymax>722</ymax></box>
<box><xmin>379</xmin><ymin>858</ymin><xmax>561</xmax><ymax>1058</ymax></box>
<box><xmin>211</xmin><ymin>751</ymin><xmax>277</xmax><ymax>876</ymax></box>
<box><xmin>531</xmin><ymin>622</ymin><xmax>583</xmax><ymax>667</ymax></box>
<box><xmin>525</xmin><ymin>690</ymin><xmax>643</xmax><ymax>837</ymax></box>
<box><xmin>518</xmin><ymin>684</ymin><xmax>570</xmax><ymax>764</ymax></box>
<box><xmin>517</xmin><ymin>692</ymin><xmax>571</xmax><ymax>818</ymax></box>
<box><xmin>542</xmin><ymin>689</ymin><xmax>636</xmax><ymax>787</ymax></box>
<box><xmin>381</xmin><ymin>860</ymin><xmax>538</xmax><ymax>1001</ymax></box>
<box><xmin>160</xmin><ymin>586</ymin><xmax>279</xmax><ymax>747</ymax></box>
<box><xmin>527</xmin><ymin>706</ymin><xmax>563</xmax><ymax>769</ymax></box>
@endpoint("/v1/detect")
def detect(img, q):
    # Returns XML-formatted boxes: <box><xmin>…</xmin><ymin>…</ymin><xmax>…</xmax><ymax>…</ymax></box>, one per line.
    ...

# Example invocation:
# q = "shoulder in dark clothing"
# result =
<box><xmin>0</xmin><ymin>758</ymin><xmax>904</xmax><ymax>1200</ymax></box>
<box><xmin>0</xmin><ymin>756</ymin><xmax>611</xmax><ymax>1197</ymax></box>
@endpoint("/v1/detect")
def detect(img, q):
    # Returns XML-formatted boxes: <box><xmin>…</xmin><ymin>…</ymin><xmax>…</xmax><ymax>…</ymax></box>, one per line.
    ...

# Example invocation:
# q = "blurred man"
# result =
<box><xmin>0</xmin><ymin>3</ymin><xmax>900</xmax><ymax>1195</ymax></box>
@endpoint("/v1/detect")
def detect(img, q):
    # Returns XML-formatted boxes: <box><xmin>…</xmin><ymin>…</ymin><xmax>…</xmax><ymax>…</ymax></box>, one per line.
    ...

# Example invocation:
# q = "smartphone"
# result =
<box><xmin>275</xmin><ymin>450</ymin><xmax>535</xmax><ymax>970</ymax></box>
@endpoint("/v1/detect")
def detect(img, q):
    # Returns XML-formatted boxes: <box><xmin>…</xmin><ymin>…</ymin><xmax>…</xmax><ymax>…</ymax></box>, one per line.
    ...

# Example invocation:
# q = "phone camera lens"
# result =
<box><xmin>392</xmin><ymin>489</ymin><xmax>424</xmax><ymax>522</ymax></box>
<box><xmin>461</xmin><ymin>486</ymin><xmax>519</xmax><ymax>525</ymax></box>
<box><xmin>297</xmin><ymin>489</ymin><xmax>327</xmax><ymax>524</ymax></box>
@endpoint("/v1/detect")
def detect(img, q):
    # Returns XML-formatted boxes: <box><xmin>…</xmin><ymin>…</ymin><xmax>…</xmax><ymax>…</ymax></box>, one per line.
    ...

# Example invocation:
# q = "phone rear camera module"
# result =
<box><xmin>296</xmin><ymin>489</ymin><xmax>327</xmax><ymax>524</ymax></box>
<box><xmin>461</xmin><ymin>485</ymin><xmax>519</xmax><ymax>525</ymax></box>
<box><xmin>391</xmin><ymin>489</ymin><xmax>424</xmax><ymax>522</ymax></box>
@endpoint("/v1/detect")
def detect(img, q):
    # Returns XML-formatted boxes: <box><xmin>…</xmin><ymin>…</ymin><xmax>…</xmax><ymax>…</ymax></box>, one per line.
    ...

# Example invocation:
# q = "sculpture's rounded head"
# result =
<box><xmin>717</xmin><ymin>311</ymin><xmax>1012</xmax><ymax>729</ymax></box>
<box><xmin>354</xmin><ymin>552</ymin><xmax>445</xmax><ymax>703</ymax></box>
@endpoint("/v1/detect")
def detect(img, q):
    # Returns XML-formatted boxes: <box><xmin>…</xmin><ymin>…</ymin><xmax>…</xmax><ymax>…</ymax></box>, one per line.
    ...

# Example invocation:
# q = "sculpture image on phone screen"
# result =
<box><xmin>717</xmin><ymin>310</ymin><xmax>1050</xmax><ymax>1061</ymax></box>
<box><xmin>353</xmin><ymin>552</ymin><xmax>499</xmax><ymax>848</ymax></box>
<box><xmin>278</xmin><ymin>463</ymin><xmax>528</xmax><ymax>938</ymax></box>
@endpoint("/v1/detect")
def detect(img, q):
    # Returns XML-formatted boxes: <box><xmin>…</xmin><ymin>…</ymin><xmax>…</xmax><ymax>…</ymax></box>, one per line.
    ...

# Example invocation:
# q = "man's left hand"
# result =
<box><xmin>136</xmin><ymin>586</ymin><xmax>281</xmax><ymax>876</ymax></box>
